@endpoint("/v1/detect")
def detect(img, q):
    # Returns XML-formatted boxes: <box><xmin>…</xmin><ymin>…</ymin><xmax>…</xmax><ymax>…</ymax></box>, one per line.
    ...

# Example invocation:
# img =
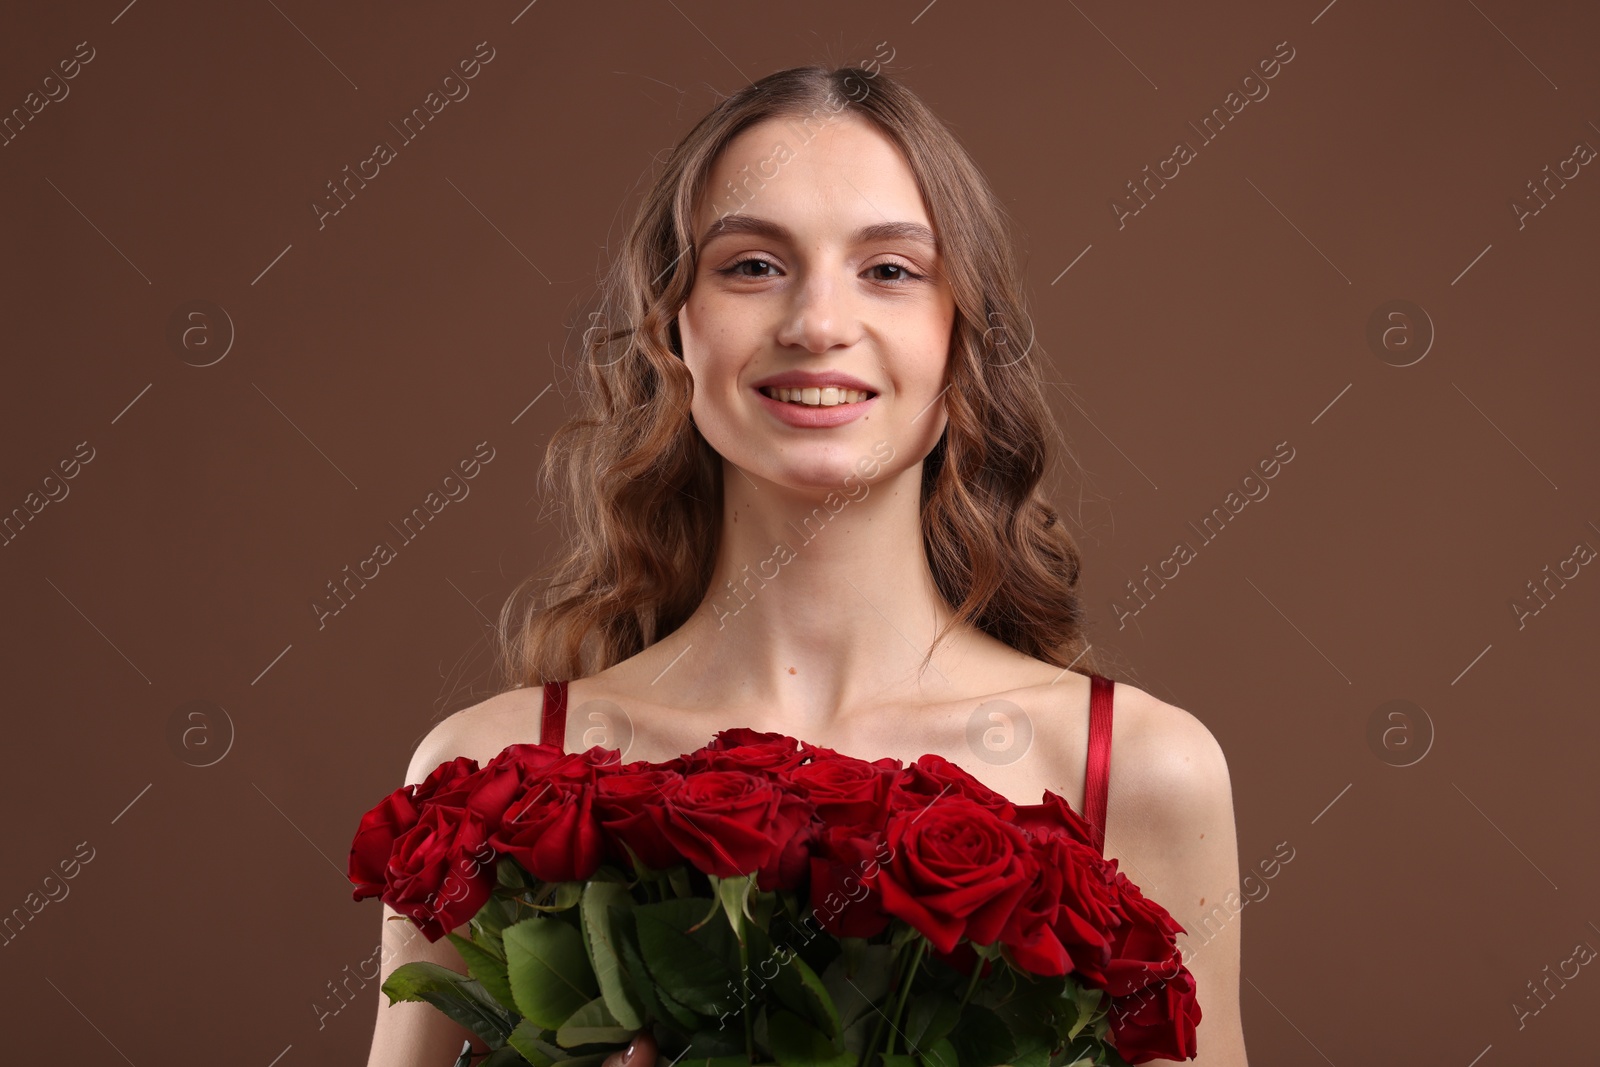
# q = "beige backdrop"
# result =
<box><xmin>2</xmin><ymin>0</ymin><xmax>1597</xmax><ymax>1063</ymax></box>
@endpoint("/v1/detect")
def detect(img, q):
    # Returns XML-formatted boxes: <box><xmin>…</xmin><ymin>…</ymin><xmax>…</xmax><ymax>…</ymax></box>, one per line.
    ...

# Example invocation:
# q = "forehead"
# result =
<box><xmin>695</xmin><ymin>113</ymin><xmax>934</xmax><ymax>239</ymax></box>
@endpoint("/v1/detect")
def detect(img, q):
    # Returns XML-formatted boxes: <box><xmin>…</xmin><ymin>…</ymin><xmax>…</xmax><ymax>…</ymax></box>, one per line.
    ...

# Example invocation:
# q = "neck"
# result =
<box><xmin>667</xmin><ymin>454</ymin><xmax>981</xmax><ymax>732</ymax></box>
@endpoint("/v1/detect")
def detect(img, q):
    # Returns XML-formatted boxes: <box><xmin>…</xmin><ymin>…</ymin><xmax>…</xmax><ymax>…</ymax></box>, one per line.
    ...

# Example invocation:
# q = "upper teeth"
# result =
<box><xmin>760</xmin><ymin>386</ymin><xmax>873</xmax><ymax>406</ymax></box>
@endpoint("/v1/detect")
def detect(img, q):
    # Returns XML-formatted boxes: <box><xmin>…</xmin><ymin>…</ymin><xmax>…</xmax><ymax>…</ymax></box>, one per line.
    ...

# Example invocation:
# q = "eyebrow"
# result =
<box><xmin>696</xmin><ymin>214</ymin><xmax>939</xmax><ymax>256</ymax></box>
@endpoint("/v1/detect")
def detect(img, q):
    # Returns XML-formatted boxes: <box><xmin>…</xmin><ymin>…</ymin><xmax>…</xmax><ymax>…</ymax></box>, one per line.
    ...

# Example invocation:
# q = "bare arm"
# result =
<box><xmin>1104</xmin><ymin>687</ymin><xmax>1248</xmax><ymax>1066</ymax></box>
<box><xmin>364</xmin><ymin>707</ymin><xmax>498</xmax><ymax>1066</ymax></box>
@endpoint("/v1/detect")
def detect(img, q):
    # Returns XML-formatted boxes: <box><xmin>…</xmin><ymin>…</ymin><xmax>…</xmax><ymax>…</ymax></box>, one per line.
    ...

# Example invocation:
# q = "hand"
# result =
<box><xmin>602</xmin><ymin>1029</ymin><xmax>659</xmax><ymax>1067</ymax></box>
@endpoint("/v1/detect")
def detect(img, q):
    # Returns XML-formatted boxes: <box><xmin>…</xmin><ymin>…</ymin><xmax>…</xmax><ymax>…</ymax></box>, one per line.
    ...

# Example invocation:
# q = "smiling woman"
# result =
<box><xmin>367</xmin><ymin>63</ymin><xmax>1247</xmax><ymax>1066</ymax></box>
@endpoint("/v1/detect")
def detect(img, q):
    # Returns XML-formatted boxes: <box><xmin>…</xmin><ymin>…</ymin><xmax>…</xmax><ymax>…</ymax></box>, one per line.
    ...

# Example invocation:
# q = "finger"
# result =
<box><xmin>627</xmin><ymin>1031</ymin><xmax>659</xmax><ymax>1067</ymax></box>
<box><xmin>602</xmin><ymin>1039</ymin><xmax>635</xmax><ymax>1067</ymax></box>
<box><xmin>616</xmin><ymin>1035</ymin><xmax>644</xmax><ymax>1067</ymax></box>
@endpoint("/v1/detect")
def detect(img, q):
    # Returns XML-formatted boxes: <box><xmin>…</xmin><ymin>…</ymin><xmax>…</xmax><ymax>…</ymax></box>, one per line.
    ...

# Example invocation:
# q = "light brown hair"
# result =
<box><xmin>497</xmin><ymin>63</ymin><xmax>1110</xmax><ymax>687</ymax></box>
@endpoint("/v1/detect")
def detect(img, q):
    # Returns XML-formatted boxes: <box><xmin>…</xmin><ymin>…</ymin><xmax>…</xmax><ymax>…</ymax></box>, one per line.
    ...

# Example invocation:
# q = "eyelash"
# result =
<box><xmin>715</xmin><ymin>256</ymin><xmax>926</xmax><ymax>285</ymax></box>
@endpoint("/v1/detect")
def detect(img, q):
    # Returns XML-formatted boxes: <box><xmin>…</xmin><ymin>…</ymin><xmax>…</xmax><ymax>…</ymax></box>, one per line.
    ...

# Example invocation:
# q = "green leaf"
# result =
<box><xmin>1004</xmin><ymin>1030</ymin><xmax>1056</xmax><ymax>1067</ymax></box>
<box><xmin>917</xmin><ymin>1037</ymin><xmax>958</xmax><ymax>1067</ymax></box>
<box><xmin>945</xmin><ymin>1002</ymin><xmax>1013</xmax><ymax>1067</ymax></box>
<box><xmin>676</xmin><ymin>1026</ymin><xmax>751</xmax><ymax>1061</ymax></box>
<box><xmin>448</xmin><ymin>932</ymin><xmax>518</xmax><ymax>1013</ymax></box>
<box><xmin>611</xmin><ymin>908</ymin><xmax>688</xmax><ymax>1036</ymax></box>
<box><xmin>679</xmin><ymin>1055</ymin><xmax>756</xmax><ymax>1067</ymax></box>
<box><xmin>878</xmin><ymin>1056</ymin><xmax>919</xmax><ymax>1067</ymax></box>
<box><xmin>1064</xmin><ymin>982</ymin><xmax>1103</xmax><ymax>1040</ymax></box>
<box><xmin>820</xmin><ymin>942</ymin><xmax>894</xmax><ymax>1033</ymax></box>
<box><xmin>507</xmin><ymin>1019</ymin><xmax>557</xmax><ymax>1066</ymax></box>
<box><xmin>470</xmin><ymin>894</ymin><xmax>517</xmax><ymax>960</ymax></box>
<box><xmin>481</xmin><ymin>1047</ymin><xmax>532</xmax><ymax>1066</ymax></box>
<box><xmin>556</xmin><ymin>993</ymin><xmax>634</xmax><ymax>1048</ymax></box>
<box><xmin>503</xmin><ymin>916</ymin><xmax>599</xmax><ymax>1030</ymax></box>
<box><xmin>750</xmin><ymin>886</ymin><xmax>779</xmax><ymax>931</ymax></box>
<box><xmin>975</xmin><ymin>974</ymin><xmax>1056</xmax><ymax>1031</ymax></box>
<box><xmin>903</xmin><ymin>991</ymin><xmax>962</xmax><ymax>1050</ymax></box>
<box><xmin>766</xmin><ymin>1007</ymin><xmax>852</xmax><ymax>1067</ymax></box>
<box><xmin>890</xmin><ymin>923</ymin><xmax>922</xmax><ymax>950</ymax></box>
<box><xmin>582</xmin><ymin>881</ymin><xmax>645</xmax><ymax>1030</ymax></box>
<box><xmin>1006</xmin><ymin>1045</ymin><xmax>1053</xmax><ymax>1067</ymax></box>
<box><xmin>791</xmin><ymin>924</ymin><xmax>843</xmax><ymax>981</ymax></box>
<box><xmin>841</xmin><ymin>1012</ymin><xmax>875</xmax><ymax>1059</ymax></box>
<box><xmin>767</xmin><ymin>945</ymin><xmax>842</xmax><ymax>1041</ymax></box>
<box><xmin>551</xmin><ymin>881</ymin><xmax>584</xmax><ymax>911</ymax></box>
<box><xmin>380</xmin><ymin>961</ymin><xmax>515</xmax><ymax>1047</ymax></box>
<box><xmin>655</xmin><ymin>983</ymin><xmax>708</xmax><ymax>1032</ymax></box>
<box><xmin>713</xmin><ymin>872</ymin><xmax>756</xmax><ymax>945</ymax></box>
<box><xmin>634</xmin><ymin>897</ymin><xmax>740</xmax><ymax>1016</ymax></box>
<box><xmin>497</xmin><ymin>857</ymin><xmax>533</xmax><ymax>891</ymax></box>
<box><xmin>521</xmin><ymin>879</ymin><xmax>584</xmax><ymax>913</ymax></box>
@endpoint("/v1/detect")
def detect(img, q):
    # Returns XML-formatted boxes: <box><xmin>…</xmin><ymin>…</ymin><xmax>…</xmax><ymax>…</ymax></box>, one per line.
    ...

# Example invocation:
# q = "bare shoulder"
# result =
<box><xmin>402</xmin><ymin>686</ymin><xmax>543</xmax><ymax>787</ymax></box>
<box><xmin>1102</xmin><ymin>682</ymin><xmax>1249</xmax><ymax>1063</ymax></box>
<box><xmin>1106</xmin><ymin>680</ymin><xmax>1234</xmax><ymax>825</ymax></box>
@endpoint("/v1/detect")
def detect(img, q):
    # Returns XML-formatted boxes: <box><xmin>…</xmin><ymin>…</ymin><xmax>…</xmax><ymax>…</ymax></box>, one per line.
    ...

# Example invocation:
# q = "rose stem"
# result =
<box><xmin>737</xmin><ymin>907</ymin><xmax>754</xmax><ymax>1058</ymax></box>
<box><xmin>861</xmin><ymin>943</ymin><xmax>903</xmax><ymax>1066</ymax></box>
<box><xmin>884</xmin><ymin>937</ymin><xmax>928</xmax><ymax>1057</ymax></box>
<box><xmin>956</xmin><ymin>948</ymin><xmax>985</xmax><ymax>1013</ymax></box>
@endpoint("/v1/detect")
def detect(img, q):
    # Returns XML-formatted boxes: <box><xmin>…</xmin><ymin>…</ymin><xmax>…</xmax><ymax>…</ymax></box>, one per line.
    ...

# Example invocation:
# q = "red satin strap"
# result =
<box><xmin>541</xmin><ymin>679</ymin><xmax>569</xmax><ymax>753</ymax></box>
<box><xmin>1083</xmin><ymin>674</ymin><xmax>1114</xmax><ymax>855</ymax></box>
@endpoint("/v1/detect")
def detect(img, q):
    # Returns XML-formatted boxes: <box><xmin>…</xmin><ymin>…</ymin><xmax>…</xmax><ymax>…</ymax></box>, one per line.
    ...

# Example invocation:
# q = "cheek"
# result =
<box><xmin>678</xmin><ymin>293</ymin><xmax>734</xmax><ymax>374</ymax></box>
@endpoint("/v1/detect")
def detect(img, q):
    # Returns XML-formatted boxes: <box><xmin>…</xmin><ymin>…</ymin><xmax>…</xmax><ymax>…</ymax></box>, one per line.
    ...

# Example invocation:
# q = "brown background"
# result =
<box><xmin>2</xmin><ymin>0</ymin><xmax>1597</xmax><ymax>1063</ymax></box>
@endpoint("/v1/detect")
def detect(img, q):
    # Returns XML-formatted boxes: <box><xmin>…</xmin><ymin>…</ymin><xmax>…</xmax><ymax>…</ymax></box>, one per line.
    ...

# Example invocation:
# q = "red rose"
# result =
<box><xmin>1012</xmin><ymin>788</ymin><xmax>1098</xmax><ymax>850</ymax></box>
<box><xmin>871</xmin><ymin>795</ymin><xmax>1033</xmax><ymax>954</ymax></box>
<box><xmin>787</xmin><ymin>753</ymin><xmax>900</xmax><ymax>829</ymax></box>
<box><xmin>594</xmin><ymin>764</ymin><xmax>687</xmax><ymax>872</ymax></box>
<box><xmin>488</xmin><ymin>763</ymin><xmax>606</xmax><ymax>884</ymax></box>
<box><xmin>1108</xmin><ymin>968</ymin><xmax>1201</xmax><ymax>1064</ymax></box>
<box><xmin>997</xmin><ymin>841</ymin><xmax>1070</xmax><ymax>976</ymax></box>
<box><xmin>887</xmin><ymin>754</ymin><xmax>1017</xmax><ymax>822</ymax></box>
<box><xmin>759</xmin><ymin>777</ymin><xmax>820</xmax><ymax>892</ymax></box>
<box><xmin>383</xmin><ymin>800</ymin><xmax>499</xmax><ymax>941</ymax></box>
<box><xmin>348</xmin><ymin>756</ymin><xmax>479</xmax><ymax>901</ymax></box>
<box><xmin>1103</xmin><ymin>865</ymin><xmax>1188</xmax><ymax>996</ymax></box>
<box><xmin>689</xmin><ymin>730</ymin><xmax>811</xmax><ymax>775</ymax></box>
<box><xmin>808</xmin><ymin>824</ymin><xmax>895</xmax><ymax>938</ymax></box>
<box><xmin>467</xmin><ymin>745</ymin><xmax>609</xmax><ymax>839</ymax></box>
<box><xmin>654</xmin><ymin>769</ymin><xmax>801</xmax><ymax>880</ymax></box>
<box><xmin>1051</xmin><ymin>836</ymin><xmax>1121</xmax><ymax>985</ymax></box>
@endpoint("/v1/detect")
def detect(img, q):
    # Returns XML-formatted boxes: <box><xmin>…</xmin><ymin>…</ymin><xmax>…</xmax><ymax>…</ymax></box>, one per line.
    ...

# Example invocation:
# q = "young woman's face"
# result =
<box><xmin>677</xmin><ymin>112</ymin><xmax>957</xmax><ymax>493</ymax></box>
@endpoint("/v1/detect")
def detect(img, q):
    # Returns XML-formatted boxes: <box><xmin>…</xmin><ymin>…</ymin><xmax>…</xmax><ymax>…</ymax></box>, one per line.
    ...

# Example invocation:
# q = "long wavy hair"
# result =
<box><xmin>496</xmin><ymin>63</ymin><xmax>1111</xmax><ymax>689</ymax></box>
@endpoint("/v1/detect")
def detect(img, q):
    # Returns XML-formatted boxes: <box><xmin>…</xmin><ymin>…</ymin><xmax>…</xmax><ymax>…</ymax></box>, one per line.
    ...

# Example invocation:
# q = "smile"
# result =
<box><xmin>757</xmin><ymin>385</ymin><xmax>877</xmax><ymax>407</ymax></box>
<box><xmin>753</xmin><ymin>386</ymin><xmax>878</xmax><ymax>428</ymax></box>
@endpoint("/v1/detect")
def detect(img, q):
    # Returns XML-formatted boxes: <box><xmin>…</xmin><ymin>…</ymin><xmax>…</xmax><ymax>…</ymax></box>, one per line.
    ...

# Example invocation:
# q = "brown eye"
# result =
<box><xmin>719</xmin><ymin>257</ymin><xmax>779</xmax><ymax>277</ymax></box>
<box><xmin>868</xmin><ymin>261</ymin><xmax>923</xmax><ymax>283</ymax></box>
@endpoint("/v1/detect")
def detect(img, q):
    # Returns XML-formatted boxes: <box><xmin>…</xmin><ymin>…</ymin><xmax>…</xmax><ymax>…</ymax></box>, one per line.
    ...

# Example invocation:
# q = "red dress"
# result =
<box><xmin>539</xmin><ymin>673</ymin><xmax>1116</xmax><ymax>855</ymax></box>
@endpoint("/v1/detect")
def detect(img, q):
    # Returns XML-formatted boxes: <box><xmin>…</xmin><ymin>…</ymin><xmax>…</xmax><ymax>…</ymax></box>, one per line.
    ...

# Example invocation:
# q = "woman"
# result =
<box><xmin>366</xmin><ymin>64</ymin><xmax>1247</xmax><ymax>1065</ymax></box>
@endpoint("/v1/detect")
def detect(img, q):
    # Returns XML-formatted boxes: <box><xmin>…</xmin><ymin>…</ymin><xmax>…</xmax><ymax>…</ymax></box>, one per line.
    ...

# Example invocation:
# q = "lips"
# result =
<box><xmin>753</xmin><ymin>386</ymin><xmax>877</xmax><ymax>428</ymax></box>
<box><xmin>758</xmin><ymin>384</ymin><xmax>874</xmax><ymax>406</ymax></box>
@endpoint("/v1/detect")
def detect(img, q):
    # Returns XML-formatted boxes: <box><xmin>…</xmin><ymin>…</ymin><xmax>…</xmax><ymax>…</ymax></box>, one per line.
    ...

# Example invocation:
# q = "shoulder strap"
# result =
<box><xmin>1083</xmin><ymin>674</ymin><xmax>1114</xmax><ymax>854</ymax></box>
<box><xmin>541</xmin><ymin>679</ymin><xmax>569</xmax><ymax>753</ymax></box>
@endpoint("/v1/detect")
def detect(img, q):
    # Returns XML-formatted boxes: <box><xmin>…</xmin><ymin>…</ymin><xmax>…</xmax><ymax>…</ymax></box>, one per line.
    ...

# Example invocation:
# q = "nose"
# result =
<box><xmin>774</xmin><ymin>269</ymin><xmax>859</xmax><ymax>353</ymax></box>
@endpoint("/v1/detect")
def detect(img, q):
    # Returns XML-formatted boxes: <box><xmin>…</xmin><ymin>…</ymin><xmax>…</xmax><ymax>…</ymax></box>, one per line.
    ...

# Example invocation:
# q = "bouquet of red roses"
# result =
<box><xmin>348</xmin><ymin>728</ymin><xmax>1200</xmax><ymax>1067</ymax></box>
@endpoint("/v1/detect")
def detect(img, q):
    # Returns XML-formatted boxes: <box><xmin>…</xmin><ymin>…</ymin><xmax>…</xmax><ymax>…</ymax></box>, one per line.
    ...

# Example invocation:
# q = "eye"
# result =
<box><xmin>868</xmin><ymin>260</ymin><xmax>925</xmax><ymax>284</ymax></box>
<box><xmin>717</xmin><ymin>256</ymin><xmax>780</xmax><ymax>278</ymax></box>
